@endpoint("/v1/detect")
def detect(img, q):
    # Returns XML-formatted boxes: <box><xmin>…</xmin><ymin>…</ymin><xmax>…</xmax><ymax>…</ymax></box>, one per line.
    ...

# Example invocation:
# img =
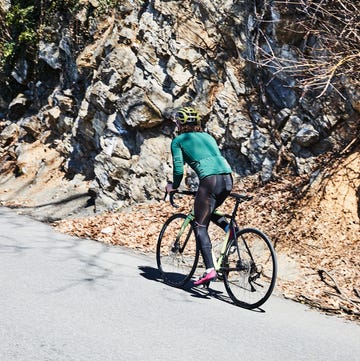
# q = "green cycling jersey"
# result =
<box><xmin>171</xmin><ymin>131</ymin><xmax>232</xmax><ymax>189</ymax></box>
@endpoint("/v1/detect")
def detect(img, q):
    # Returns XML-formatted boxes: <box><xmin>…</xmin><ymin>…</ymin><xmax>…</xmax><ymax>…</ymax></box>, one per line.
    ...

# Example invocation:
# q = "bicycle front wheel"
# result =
<box><xmin>223</xmin><ymin>228</ymin><xmax>277</xmax><ymax>309</ymax></box>
<box><xmin>156</xmin><ymin>213</ymin><xmax>199</xmax><ymax>287</ymax></box>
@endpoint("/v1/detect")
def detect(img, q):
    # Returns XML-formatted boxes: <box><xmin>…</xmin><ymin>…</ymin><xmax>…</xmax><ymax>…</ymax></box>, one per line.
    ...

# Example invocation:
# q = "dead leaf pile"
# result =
<box><xmin>53</xmin><ymin>200</ymin><xmax>192</xmax><ymax>252</ymax></box>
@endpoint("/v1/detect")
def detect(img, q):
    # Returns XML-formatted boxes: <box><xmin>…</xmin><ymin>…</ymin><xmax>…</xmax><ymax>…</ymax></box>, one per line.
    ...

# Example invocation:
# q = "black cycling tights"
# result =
<box><xmin>193</xmin><ymin>174</ymin><xmax>233</xmax><ymax>269</ymax></box>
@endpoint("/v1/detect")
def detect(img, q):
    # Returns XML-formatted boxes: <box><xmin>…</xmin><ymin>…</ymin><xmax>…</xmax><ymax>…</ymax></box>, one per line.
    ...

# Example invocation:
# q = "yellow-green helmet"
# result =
<box><xmin>174</xmin><ymin>107</ymin><xmax>201</xmax><ymax>126</ymax></box>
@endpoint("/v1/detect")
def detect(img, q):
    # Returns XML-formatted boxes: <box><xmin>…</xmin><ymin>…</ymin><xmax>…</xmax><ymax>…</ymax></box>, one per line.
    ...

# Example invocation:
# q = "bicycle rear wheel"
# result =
<box><xmin>223</xmin><ymin>228</ymin><xmax>277</xmax><ymax>309</ymax></box>
<box><xmin>156</xmin><ymin>213</ymin><xmax>199</xmax><ymax>287</ymax></box>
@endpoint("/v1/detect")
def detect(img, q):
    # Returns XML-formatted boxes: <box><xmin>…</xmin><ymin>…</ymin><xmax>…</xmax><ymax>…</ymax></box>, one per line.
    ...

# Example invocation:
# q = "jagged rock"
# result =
<box><xmin>59</xmin><ymin>29</ymin><xmax>79</xmax><ymax>87</ymax></box>
<box><xmin>39</xmin><ymin>41</ymin><xmax>62</xmax><ymax>70</ymax></box>
<box><xmin>53</xmin><ymin>91</ymin><xmax>75</xmax><ymax>114</ymax></box>
<box><xmin>265</xmin><ymin>75</ymin><xmax>297</xmax><ymax>109</ymax></box>
<box><xmin>295</xmin><ymin>125</ymin><xmax>320</xmax><ymax>147</ymax></box>
<box><xmin>241</xmin><ymin>128</ymin><xmax>271</xmax><ymax>170</ymax></box>
<box><xmin>99</xmin><ymin>45</ymin><xmax>137</xmax><ymax>90</ymax></box>
<box><xmin>314</xmin><ymin>114</ymin><xmax>338</xmax><ymax>133</ymax></box>
<box><xmin>88</xmin><ymin>81</ymin><xmax>117</xmax><ymax>114</ymax></box>
<box><xmin>18</xmin><ymin>116</ymin><xmax>42</xmax><ymax>138</ymax></box>
<box><xmin>295</xmin><ymin>149</ymin><xmax>316</xmax><ymax>175</ymax></box>
<box><xmin>281</xmin><ymin>115</ymin><xmax>302</xmax><ymax>145</ymax></box>
<box><xmin>0</xmin><ymin>123</ymin><xmax>19</xmax><ymax>147</ymax></box>
<box><xmin>261</xmin><ymin>158</ymin><xmax>274</xmax><ymax>182</ymax></box>
<box><xmin>167</xmin><ymin>55</ymin><xmax>193</xmax><ymax>87</ymax></box>
<box><xmin>11</xmin><ymin>59</ymin><xmax>28</xmax><ymax>84</ymax></box>
<box><xmin>8</xmin><ymin>94</ymin><xmax>31</xmax><ymax>120</ymax></box>
<box><xmin>101</xmin><ymin>135</ymin><xmax>131</xmax><ymax>159</ymax></box>
<box><xmin>116</xmin><ymin>86</ymin><xmax>170</xmax><ymax>128</ymax></box>
<box><xmin>274</xmin><ymin>108</ymin><xmax>291</xmax><ymax>129</ymax></box>
<box><xmin>44</xmin><ymin>107</ymin><xmax>61</xmax><ymax>126</ymax></box>
<box><xmin>224</xmin><ymin>63</ymin><xmax>246</xmax><ymax>96</ymax></box>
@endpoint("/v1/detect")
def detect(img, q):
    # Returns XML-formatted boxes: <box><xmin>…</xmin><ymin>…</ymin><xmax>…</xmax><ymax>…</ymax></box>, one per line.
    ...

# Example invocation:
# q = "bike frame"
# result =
<box><xmin>176</xmin><ymin>212</ymin><xmax>195</xmax><ymax>253</ymax></box>
<box><xmin>213</xmin><ymin>217</ymin><xmax>239</xmax><ymax>273</ymax></box>
<box><xmin>178</xmin><ymin>209</ymin><xmax>239</xmax><ymax>274</ymax></box>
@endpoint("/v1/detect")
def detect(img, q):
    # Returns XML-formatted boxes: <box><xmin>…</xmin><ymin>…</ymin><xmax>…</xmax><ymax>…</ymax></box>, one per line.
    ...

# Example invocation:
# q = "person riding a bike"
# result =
<box><xmin>165</xmin><ymin>106</ymin><xmax>233</xmax><ymax>285</ymax></box>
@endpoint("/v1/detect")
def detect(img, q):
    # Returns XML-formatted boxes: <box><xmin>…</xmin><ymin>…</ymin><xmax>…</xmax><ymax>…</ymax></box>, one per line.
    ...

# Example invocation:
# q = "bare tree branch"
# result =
<box><xmin>254</xmin><ymin>0</ymin><xmax>360</xmax><ymax>98</ymax></box>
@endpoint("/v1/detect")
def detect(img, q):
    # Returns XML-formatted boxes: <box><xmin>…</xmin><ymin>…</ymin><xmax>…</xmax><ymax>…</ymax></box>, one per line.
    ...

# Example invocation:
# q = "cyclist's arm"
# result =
<box><xmin>170</xmin><ymin>139</ymin><xmax>184</xmax><ymax>189</ymax></box>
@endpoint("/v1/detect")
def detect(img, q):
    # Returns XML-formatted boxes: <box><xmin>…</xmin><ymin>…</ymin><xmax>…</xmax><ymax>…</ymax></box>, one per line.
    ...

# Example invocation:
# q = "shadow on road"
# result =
<box><xmin>138</xmin><ymin>265</ymin><xmax>265</xmax><ymax>313</ymax></box>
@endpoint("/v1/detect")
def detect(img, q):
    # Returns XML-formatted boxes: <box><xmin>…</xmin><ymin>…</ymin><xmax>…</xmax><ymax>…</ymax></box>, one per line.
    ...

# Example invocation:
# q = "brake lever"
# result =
<box><xmin>169</xmin><ymin>192</ymin><xmax>179</xmax><ymax>208</ymax></box>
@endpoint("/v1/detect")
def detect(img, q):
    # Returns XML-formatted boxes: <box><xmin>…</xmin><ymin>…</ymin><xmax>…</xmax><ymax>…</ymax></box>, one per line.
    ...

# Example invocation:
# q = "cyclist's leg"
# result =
<box><xmin>194</xmin><ymin>174</ymin><xmax>233</xmax><ymax>270</ymax></box>
<box><xmin>213</xmin><ymin>173</ymin><xmax>233</xmax><ymax>207</ymax></box>
<box><xmin>193</xmin><ymin>190</ymin><xmax>215</xmax><ymax>270</ymax></box>
<box><xmin>210</xmin><ymin>212</ymin><xmax>229</xmax><ymax>231</ymax></box>
<box><xmin>209</xmin><ymin>173</ymin><xmax>233</xmax><ymax>229</ymax></box>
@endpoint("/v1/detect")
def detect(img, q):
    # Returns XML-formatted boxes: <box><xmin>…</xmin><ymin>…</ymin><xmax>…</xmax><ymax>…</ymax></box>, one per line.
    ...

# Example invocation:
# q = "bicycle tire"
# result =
<box><xmin>156</xmin><ymin>213</ymin><xmax>199</xmax><ymax>287</ymax></box>
<box><xmin>223</xmin><ymin>228</ymin><xmax>277</xmax><ymax>309</ymax></box>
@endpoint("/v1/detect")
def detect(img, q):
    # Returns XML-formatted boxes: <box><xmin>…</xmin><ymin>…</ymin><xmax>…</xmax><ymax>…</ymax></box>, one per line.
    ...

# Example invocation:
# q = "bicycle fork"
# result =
<box><xmin>173</xmin><ymin>213</ymin><xmax>194</xmax><ymax>254</ymax></box>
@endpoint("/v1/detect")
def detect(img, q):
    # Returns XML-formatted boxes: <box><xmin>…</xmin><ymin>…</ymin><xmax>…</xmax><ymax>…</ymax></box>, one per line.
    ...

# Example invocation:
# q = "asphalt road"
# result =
<box><xmin>1</xmin><ymin>206</ymin><xmax>359</xmax><ymax>361</ymax></box>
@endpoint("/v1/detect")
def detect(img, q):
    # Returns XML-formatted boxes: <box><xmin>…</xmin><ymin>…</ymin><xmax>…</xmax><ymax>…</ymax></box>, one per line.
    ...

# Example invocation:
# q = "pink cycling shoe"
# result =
<box><xmin>194</xmin><ymin>269</ymin><xmax>217</xmax><ymax>286</ymax></box>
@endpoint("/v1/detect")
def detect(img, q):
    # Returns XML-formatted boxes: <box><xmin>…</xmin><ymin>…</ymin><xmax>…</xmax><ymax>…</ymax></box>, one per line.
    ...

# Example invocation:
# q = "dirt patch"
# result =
<box><xmin>0</xmin><ymin>141</ymin><xmax>94</xmax><ymax>221</ymax></box>
<box><xmin>272</xmin><ymin>152</ymin><xmax>359</xmax><ymax>319</ymax></box>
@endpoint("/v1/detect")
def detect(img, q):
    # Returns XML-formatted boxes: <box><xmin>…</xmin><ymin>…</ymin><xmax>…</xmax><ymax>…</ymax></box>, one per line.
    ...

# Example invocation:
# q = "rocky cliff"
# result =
<box><xmin>0</xmin><ymin>0</ymin><xmax>359</xmax><ymax>215</ymax></box>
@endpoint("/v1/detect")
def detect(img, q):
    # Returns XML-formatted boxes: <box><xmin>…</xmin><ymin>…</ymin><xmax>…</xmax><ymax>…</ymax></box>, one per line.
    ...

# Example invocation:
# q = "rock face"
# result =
<box><xmin>0</xmin><ymin>0</ymin><xmax>358</xmax><ymax>212</ymax></box>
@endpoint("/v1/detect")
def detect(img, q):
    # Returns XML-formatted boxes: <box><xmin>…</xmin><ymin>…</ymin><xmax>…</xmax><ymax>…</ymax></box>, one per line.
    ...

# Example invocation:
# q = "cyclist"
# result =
<box><xmin>165</xmin><ymin>106</ymin><xmax>233</xmax><ymax>286</ymax></box>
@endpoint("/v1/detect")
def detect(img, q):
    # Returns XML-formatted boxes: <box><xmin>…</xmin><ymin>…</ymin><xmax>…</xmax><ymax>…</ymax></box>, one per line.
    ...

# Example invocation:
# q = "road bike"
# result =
<box><xmin>156</xmin><ymin>190</ymin><xmax>277</xmax><ymax>309</ymax></box>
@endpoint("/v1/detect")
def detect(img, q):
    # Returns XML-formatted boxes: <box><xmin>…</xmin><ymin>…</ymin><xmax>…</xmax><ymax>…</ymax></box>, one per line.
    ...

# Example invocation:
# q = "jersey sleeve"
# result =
<box><xmin>171</xmin><ymin>138</ymin><xmax>184</xmax><ymax>189</ymax></box>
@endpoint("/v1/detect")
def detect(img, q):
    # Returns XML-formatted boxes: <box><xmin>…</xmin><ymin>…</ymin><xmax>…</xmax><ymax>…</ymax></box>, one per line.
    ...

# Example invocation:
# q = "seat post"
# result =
<box><xmin>231</xmin><ymin>198</ymin><xmax>241</xmax><ymax>220</ymax></box>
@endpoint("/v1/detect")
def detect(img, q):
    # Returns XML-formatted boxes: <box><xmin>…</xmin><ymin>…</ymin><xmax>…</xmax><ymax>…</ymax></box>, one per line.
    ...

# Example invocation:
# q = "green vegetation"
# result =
<box><xmin>1</xmin><ymin>2</ymin><xmax>38</xmax><ymax>66</ymax></box>
<box><xmin>2</xmin><ymin>42</ymin><xmax>15</xmax><ymax>61</ymax></box>
<box><xmin>96</xmin><ymin>0</ymin><xmax>119</xmax><ymax>15</ymax></box>
<box><xmin>0</xmin><ymin>0</ymin><xmax>120</xmax><ymax>74</ymax></box>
